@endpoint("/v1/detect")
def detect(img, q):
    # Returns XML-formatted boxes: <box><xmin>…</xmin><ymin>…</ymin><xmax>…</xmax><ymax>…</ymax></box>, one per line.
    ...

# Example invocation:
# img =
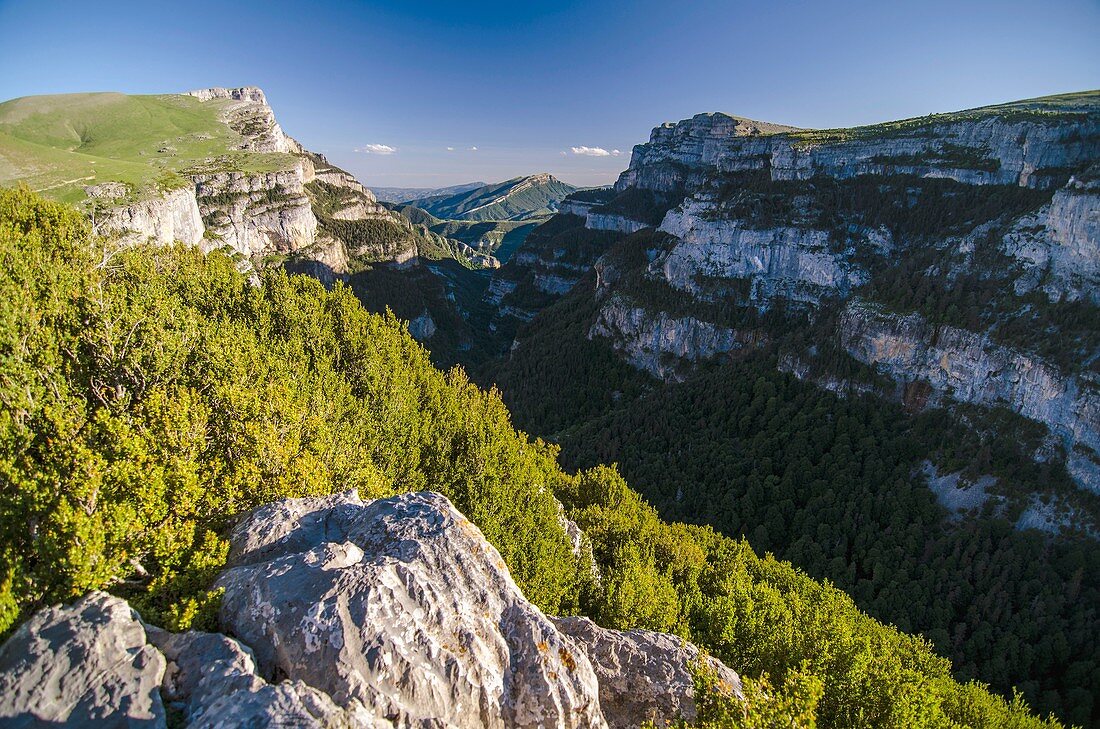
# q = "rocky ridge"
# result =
<box><xmin>837</xmin><ymin>302</ymin><xmax>1100</xmax><ymax>492</ymax></box>
<box><xmin>560</xmin><ymin>92</ymin><xmax>1100</xmax><ymax>493</ymax></box>
<box><xmin>0</xmin><ymin>491</ymin><xmax>740</xmax><ymax>728</ymax></box>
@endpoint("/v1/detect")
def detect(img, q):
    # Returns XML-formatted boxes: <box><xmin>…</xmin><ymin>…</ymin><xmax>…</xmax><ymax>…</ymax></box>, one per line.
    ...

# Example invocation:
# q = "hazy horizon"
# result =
<box><xmin>2</xmin><ymin>0</ymin><xmax>1098</xmax><ymax>187</ymax></box>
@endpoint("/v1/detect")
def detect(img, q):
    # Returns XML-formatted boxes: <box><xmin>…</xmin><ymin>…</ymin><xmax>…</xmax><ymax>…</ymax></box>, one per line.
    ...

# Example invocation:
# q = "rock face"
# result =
<box><xmin>585</xmin><ymin>212</ymin><xmax>651</xmax><ymax>234</ymax></box>
<box><xmin>1003</xmin><ymin>170</ymin><xmax>1100</xmax><ymax>303</ymax></box>
<box><xmin>97</xmin><ymin>186</ymin><xmax>205</xmax><ymax>248</ymax></box>
<box><xmin>552</xmin><ymin>616</ymin><xmax>743</xmax><ymax>729</ymax></box>
<box><xmin>0</xmin><ymin>591</ymin><xmax>166</xmax><ymax>727</ymax></box>
<box><xmin>185</xmin><ymin>86</ymin><xmax>302</xmax><ymax>154</ymax></box>
<box><xmin>215</xmin><ymin>490</ymin><xmax>608</xmax><ymax>728</ymax></box>
<box><xmin>838</xmin><ymin>302</ymin><xmax>1100</xmax><ymax>493</ymax></box>
<box><xmin>147</xmin><ymin>626</ymin><xmax>361</xmax><ymax>728</ymax></box>
<box><xmin>658</xmin><ymin>200</ymin><xmax>868</xmax><ymax>306</ymax></box>
<box><xmin>589</xmin><ymin>297</ymin><xmax>760</xmax><ymax>380</ymax></box>
<box><xmin>194</xmin><ymin>163</ymin><xmax>318</xmax><ymax>256</ymax></box>
<box><xmin>407</xmin><ymin>309</ymin><xmax>437</xmax><ymax>340</ymax></box>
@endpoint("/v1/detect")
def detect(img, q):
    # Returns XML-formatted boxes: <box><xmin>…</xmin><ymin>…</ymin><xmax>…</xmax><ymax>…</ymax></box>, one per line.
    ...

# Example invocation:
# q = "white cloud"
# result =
<box><xmin>468</xmin><ymin>146</ymin><xmax>479</xmax><ymax>151</ymax></box>
<box><xmin>559</xmin><ymin>150</ymin><xmax>568</xmax><ymax>156</ymax></box>
<box><xmin>356</xmin><ymin>143</ymin><xmax>397</xmax><ymax>155</ymax></box>
<box><xmin>571</xmin><ymin>146</ymin><xmax>621</xmax><ymax>157</ymax></box>
<box><xmin>446</xmin><ymin>146</ymin><xmax>455</xmax><ymax>152</ymax></box>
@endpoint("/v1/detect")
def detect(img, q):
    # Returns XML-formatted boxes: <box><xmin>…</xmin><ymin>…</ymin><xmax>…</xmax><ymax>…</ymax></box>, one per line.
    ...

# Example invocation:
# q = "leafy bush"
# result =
<box><xmin>0</xmin><ymin>186</ymin><xmax>580</xmax><ymax>630</ymax></box>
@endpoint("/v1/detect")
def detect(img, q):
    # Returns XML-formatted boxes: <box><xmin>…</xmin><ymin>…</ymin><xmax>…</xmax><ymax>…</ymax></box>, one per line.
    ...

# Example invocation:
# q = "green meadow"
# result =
<box><xmin>0</xmin><ymin>92</ymin><xmax>295</xmax><ymax>205</ymax></box>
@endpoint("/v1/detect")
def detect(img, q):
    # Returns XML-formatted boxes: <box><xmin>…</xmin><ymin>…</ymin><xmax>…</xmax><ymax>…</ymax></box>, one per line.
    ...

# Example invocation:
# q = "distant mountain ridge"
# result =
<box><xmin>411</xmin><ymin>173</ymin><xmax>578</xmax><ymax>222</ymax></box>
<box><xmin>370</xmin><ymin>181</ymin><xmax>486</xmax><ymax>204</ymax></box>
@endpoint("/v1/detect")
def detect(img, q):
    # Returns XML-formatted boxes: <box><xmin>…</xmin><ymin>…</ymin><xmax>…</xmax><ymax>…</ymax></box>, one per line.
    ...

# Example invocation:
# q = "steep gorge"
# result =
<box><xmin>479</xmin><ymin>91</ymin><xmax>1100</xmax><ymax>725</ymax></box>
<box><xmin>0</xmin><ymin>186</ymin><xmax>1060</xmax><ymax>727</ymax></box>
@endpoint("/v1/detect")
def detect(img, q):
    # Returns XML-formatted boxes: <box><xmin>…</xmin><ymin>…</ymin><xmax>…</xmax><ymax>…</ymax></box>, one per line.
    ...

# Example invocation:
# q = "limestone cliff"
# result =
<box><xmin>184</xmin><ymin>86</ymin><xmax>303</xmax><ymax>154</ymax></box>
<box><xmin>194</xmin><ymin>163</ymin><xmax>318</xmax><ymax>256</ymax></box>
<box><xmin>837</xmin><ymin>302</ymin><xmax>1100</xmax><ymax>493</ymax></box>
<box><xmin>504</xmin><ymin>91</ymin><xmax>1100</xmax><ymax>494</ymax></box>
<box><xmin>589</xmin><ymin>296</ymin><xmax>760</xmax><ymax>380</ymax></box>
<box><xmin>1002</xmin><ymin>167</ymin><xmax>1100</xmax><ymax>303</ymax></box>
<box><xmin>658</xmin><ymin>199</ymin><xmax>869</xmax><ymax>306</ymax></box>
<box><xmin>95</xmin><ymin>186</ymin><xmax>206</xmax><ymax>249</ymax></box>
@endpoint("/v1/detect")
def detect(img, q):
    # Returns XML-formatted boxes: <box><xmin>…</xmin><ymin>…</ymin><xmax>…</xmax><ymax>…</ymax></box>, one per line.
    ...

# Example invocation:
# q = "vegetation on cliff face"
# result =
<box><xmin>0</xmin><ymin>187</ymin><xmax>1066</xmax><ymax>728</ymax></box>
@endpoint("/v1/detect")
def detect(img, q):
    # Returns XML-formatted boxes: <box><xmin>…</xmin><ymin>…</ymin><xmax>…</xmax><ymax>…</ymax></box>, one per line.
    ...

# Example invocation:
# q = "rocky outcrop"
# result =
<box><xmin>407</xmin><ymin>310</ymin><xmax>437</xmax><ymax>340</ymax></box>
<box><xmin>0</xmin><ymin>591</ymin><xmax>166</xmax><ymax>727</ymax></box>
<box><xmin>283</xmin><ymin>234</ymin><xmax>351</xmax><ymax>287</ymax></box>
<box><xmin>185</xmin><ymin>86</ymin><xmax>268</xmax><ymax>104</ymax></box>
<box><xmin>560</xmin><ymin>198</ymin><xmax>600</xmax><ymax>217</ymax></box>
<box><xmin>617</xmin><ymin>113</ymin><xmax>796</xmax><ymax>192</ymax></box>
<box><xmin>839</xmin><ymin>302</ymin><xmax>1100</xmax><ymax>492</ymax></box>
<box><xmin>0</xmin><ymin>490</ymin><xmax>742</xmax><ymax>727</ymax></box>
<box><xmin>147</xmin><ymin>626</ymin><xmax>361</xmax><ymax>728</ymax></box>
<box><xmin>1003</xmin><ymin>171</ymin><xmax>1100</xmax><ymax>303</ymax></box>
<box><xmin>485</xmin><ymin>277</ymin><xmax>519</xmax><ymax>306</ymax></box>
<box><xmin>0</xmin><ymin>593</ymin><xmax>364</xmax><ymax>728</ymax></box>
<box><xmin>658</xmin><ymin>200</ymin><xmax>868</xmax><ymax>306</ymax></box>
<box><xmin>585</xmin><ymin>212</ymin><xmax>651</xmax><ymax>234</ymax></box>
<box><xmin>216</xmin><ymin>490</ymin><xmax>608</xmax><ymax>728</ymax></box>
<box><xmin>185</xmin><ymin>86</ymin><xmax>303</xmax><ymax>154</ymax></box>
<box><xmin>589</xmin><ymin>297</ymin><xmax>762</xmax><ymax>379</ymax></box>
<box><xmin>194</xmin><ymin>162</ymin><xmax>318</xmax><ymax>256</ymax></box>
<box><xmin>552</xmin><ymin>616</ymin><xmax>742</xmax><ymax>729</ymax></box>
<box><xmin>96</xmin><ymin>186</ymin><xmax>205</xmax><ymax>248</ymax></box>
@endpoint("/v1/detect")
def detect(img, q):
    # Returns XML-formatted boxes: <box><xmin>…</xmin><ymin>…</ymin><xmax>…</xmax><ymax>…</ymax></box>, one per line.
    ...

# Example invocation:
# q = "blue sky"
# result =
<box><xmin>1</xmin><ymin>0</ymin><xmax>1098</xmax><ymax>187</ymax></box>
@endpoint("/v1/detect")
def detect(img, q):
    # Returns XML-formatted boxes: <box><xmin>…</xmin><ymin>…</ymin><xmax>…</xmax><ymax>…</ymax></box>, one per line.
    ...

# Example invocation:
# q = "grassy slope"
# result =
<box><xmin>785</xmin><ymin>90</ymin><xmax>1100</xmax><ymax>145</ymax></box>
<box><xmin>0</xmin><ymin>92</ymin><xmax>295</xmax><ymax>204</ymax></box>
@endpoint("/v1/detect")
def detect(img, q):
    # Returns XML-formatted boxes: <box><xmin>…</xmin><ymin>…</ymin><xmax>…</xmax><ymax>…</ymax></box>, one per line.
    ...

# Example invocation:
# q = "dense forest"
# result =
<box><xmin>0</xmin><ymin>187</ymin><xmax>1067</xmax><ymax>727</ymax></box>
<box><xmin>491</xmin><ymin>276</ymin><xmax>1100</xmax><ymax>727</ymax></box>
